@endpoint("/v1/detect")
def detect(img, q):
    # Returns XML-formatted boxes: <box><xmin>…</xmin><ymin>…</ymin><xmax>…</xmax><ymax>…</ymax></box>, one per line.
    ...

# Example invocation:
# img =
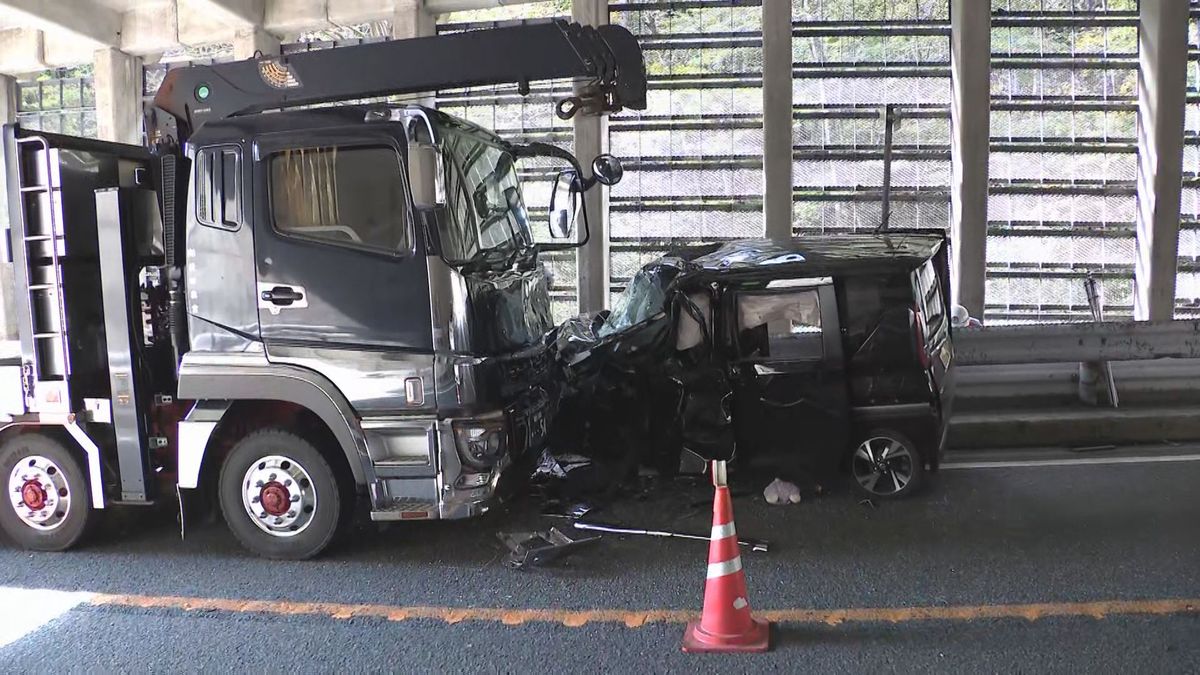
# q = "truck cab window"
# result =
<box><xmin>269</xmin><ymin>145</ymin><xmax>411</xmax><ymax>253</ymax></box>
<box><xmin>736</xmin><ymin>290</ymin><xmax>822</xmax><ymax>361</ymax></box>
<box><xmin>196</xmin><ymin>147</ymin><xmax>241</xmax><ymax>229</ymax></box>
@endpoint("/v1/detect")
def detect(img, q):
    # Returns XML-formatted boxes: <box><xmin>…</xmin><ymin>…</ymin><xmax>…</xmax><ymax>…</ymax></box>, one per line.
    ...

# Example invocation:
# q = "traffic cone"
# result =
<box><xmin>682</xmin><ymin>460</ymin><xmax>771</xmax><ymax>653</ymax></box>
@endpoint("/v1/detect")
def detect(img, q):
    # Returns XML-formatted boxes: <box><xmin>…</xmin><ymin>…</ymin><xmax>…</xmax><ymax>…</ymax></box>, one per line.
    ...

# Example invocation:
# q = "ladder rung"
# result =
<box><xmin>33</xmin><ymin>332</ymin><xmax>62</xmax><ymax>339</ymax></box>
<box><xmin>19</xmin><ymin>186</ymin><xmax>50</xmax><ymax>193</ymax></box>
<box><xmin>28</xmin><ymin>284</ymin><xmax>55</xmax><ymax>291</ymax></box>
<box><xmin>24</xmin><ymin>235</ymin><xmax>56</xmax><ymax>242</ymax></box>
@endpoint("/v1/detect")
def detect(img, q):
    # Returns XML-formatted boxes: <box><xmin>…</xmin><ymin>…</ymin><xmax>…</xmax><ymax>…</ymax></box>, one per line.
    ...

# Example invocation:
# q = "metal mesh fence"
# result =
<box><xmin>609</xmin><ymin>0</ymin><xmax>765</xmax><ymax>303</ymax></box>
<box><xmin>16</xmin><ymin>67</ymin><xmax>97</xmax><ymax>138</ymax></box>
<box><xmin>435</xmin><ymin>4</ymin><xmax>580</xmax><ymax>320</ymax></box>
<box><xmin>987</xmin><ymin>0</ymin><xmax>1139</xmax><ymax>324</ymax></box>
<box><xmin>1178</xmin><ymin>1</ymin><xmax>1200</xmax><ymax>318</ymax></box>
<box><xmin>790</xmin><ymin>0</ymin><xmax>952</xmax><ymax>241</ymax></box>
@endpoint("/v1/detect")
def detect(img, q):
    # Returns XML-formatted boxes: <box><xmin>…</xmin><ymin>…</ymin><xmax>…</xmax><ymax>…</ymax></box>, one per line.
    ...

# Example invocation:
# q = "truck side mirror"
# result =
<box><xmin>408</xmin><ymin>142</ymin><xmax>443</xmax><ymax>209</ymax></box>
<box><xmin>549</xmin><ymin>169</ymin><xmax>579</xmax><ymax>239</ymax></box>
<box><xmin>592</xmin><ymin>154</ymin><xmax>623</xmax><ymax>186</ymax></box>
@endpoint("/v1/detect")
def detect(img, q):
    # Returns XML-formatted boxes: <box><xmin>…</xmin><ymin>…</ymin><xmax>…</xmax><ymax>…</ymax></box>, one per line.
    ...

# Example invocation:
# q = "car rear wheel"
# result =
<box><xmin>218</xmin><ymin>429</ymin><xmax>345</xmax><ymax>560</ymax></box>
<box><xmin>848</xmin><ymin>430</ymin><xmax>924</xmax><ymax>500</ymax></box>
<box><xmin>0</xmin><ymin>433</ymin><xmax>93</xmax><ymax>551</ymax></box>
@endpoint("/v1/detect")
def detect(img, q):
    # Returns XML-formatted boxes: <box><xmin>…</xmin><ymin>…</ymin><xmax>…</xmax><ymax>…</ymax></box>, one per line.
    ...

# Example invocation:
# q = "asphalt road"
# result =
<box><xmin>2</xmin><ymin>456</ymin><xmax>1199</xmax><ymax>673</ymax></box>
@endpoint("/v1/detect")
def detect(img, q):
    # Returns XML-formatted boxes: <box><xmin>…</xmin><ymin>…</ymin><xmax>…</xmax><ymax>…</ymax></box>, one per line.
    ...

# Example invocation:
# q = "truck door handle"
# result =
<box><xmin>261</xmin><ymin>286</ymin><xmax>304</xmax><ymax>306</ymax></box>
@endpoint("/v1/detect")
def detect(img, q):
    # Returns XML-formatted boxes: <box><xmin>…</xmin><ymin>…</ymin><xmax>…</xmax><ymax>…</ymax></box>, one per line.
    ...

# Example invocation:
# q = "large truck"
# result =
<box><xmin>0</xmin><ymin>21</ymin><xmax>646</xmax><ymax>559</ymax></box>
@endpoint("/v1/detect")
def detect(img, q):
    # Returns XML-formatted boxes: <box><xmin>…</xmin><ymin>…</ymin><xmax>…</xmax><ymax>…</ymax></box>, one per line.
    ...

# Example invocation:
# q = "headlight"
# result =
<box><xmin>452</xmin><ymin>415</ymin><xmax>508</xmax><ymax>469</ymax></box>
<box><xmin>454</xmin><ymin>472</ymin><xmax>492</xmax><ymax>489</ymax></box>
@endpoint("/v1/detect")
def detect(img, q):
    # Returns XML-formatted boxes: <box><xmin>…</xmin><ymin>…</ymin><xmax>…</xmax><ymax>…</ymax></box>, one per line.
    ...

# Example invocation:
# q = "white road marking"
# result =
<box><xmin>0</xmin><ymin>586</ymin><xmax>93</xmax><ymax>648</ymax></box>
<box><xmin>942</xmin><ymin>453</ymin><xmax>1200</xmax><ymax>470</ymax></box>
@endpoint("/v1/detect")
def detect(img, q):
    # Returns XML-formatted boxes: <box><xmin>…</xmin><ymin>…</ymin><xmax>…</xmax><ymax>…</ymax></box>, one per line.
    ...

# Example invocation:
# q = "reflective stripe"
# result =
<box><xmin>711</xmin><ymin>522</ymin><xmax>736</xmax><ymax>540</ymax></box>
<box><xmin>706</xmin><ymin>556</ymin><xmax>743</xmax><ymax>579</ymax></box>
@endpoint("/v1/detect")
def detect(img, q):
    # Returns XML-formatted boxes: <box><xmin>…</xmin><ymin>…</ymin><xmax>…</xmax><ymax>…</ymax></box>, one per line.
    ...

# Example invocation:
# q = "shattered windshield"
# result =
<box><xmin>598</xmin><ymin>264</ymin><xmax>681</xmax><ymax>337</ymax></box>
<box><xmin>440</xmin><ymin>127</ymin><xmax>533</xmax><ymax>265</ymax></box>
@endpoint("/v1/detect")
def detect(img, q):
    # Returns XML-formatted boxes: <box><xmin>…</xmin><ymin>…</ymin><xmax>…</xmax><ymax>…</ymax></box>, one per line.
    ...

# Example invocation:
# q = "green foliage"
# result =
<box><xmin>444</xmin><ymin>0</ymin><xmax>571</xmax><ymax>23</ymax></box>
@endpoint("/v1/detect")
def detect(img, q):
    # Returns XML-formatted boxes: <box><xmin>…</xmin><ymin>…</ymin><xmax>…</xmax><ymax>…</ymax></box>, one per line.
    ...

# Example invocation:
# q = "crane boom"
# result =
<box><xmin>146</xmin><ymin>20</ymin><xmax>647</xmax><ymax>146</ymax></box>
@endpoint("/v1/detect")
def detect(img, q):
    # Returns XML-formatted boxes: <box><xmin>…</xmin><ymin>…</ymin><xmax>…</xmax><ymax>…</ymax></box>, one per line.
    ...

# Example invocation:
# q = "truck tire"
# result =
<box><xmin>848</xmin><ymin>429</ymin><xmax>925</xmax><ymax>500</ymax></box>
<box><xmin>0</xmin><ymin>432</ymin><xmax>93</xmax><ymax>551</ymax></box>
<box><xmin>218</xmin><ymin>429</ymin><xmax>346</xmax><ymax>560</ymax></box>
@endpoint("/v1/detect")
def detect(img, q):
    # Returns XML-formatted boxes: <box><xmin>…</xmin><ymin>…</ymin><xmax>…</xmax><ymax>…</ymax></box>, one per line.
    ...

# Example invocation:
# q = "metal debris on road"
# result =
<box><xmin>572</xmin><ymin>520</ymin><xmax>770</xmax><ymax>553</ymax></box>
<box><xmin>497</xmin><ymin>527</ymin><xmax>601</xmax><ymax>570</ymax></box>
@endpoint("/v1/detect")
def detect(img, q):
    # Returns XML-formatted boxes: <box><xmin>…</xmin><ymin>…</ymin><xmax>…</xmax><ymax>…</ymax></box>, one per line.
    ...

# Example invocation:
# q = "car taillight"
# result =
<box><xmin>913</xmin><ymin>304</ymin><xmax>931</xmax><ymax>369</ymax></box>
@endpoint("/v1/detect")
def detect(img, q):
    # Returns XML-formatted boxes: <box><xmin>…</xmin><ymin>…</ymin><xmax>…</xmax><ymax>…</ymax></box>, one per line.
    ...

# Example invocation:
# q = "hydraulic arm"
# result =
<box><xmin>146</xmin><ymin>20</ymin><xmax>647</xmax><ymax>146</ymax></box>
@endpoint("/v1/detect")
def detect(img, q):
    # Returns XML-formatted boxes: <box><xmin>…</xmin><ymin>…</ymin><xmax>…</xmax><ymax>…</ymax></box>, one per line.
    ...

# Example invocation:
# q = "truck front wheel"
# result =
<box><xmin>218</xmin><ymin>429</ymin><xmax>346</xmax><ymax>560</ymax></box>
<box><xmin>0</xmin><ymin>432</ymin><xmax>93</xmax><ymax>551</ymax></box>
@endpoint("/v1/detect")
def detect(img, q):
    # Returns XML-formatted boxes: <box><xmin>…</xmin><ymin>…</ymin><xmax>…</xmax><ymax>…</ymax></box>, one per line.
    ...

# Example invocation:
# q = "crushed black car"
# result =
<box><xmin>547</xmin><ymin>230</ymin><xmax>956</xmax><ymax>500</ymax></box>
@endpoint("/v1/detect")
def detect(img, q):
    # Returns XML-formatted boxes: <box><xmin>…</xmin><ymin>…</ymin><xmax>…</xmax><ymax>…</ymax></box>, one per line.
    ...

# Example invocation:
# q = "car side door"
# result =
<box><xmin>730</xmin><ymin>279</ymin><xmax>850</xmax><ymax>476</ymax></box>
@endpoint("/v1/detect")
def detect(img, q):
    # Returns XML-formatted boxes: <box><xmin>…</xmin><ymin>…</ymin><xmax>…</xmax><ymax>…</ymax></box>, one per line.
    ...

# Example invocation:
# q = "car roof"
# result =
<box><xmin>672</xmin><ymin>230</ymin><xmax>946</xmax><ymax>281</ymax></box>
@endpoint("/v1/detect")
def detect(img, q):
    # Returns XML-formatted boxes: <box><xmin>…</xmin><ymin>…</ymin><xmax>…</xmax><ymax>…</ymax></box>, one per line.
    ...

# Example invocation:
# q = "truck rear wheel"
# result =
<box><xmin>218</xmin><ymin>429</ymin><xmax>346</xmax><ymax>560</ymax></box>
<box><xmin>0</xmin><ymin>433</ymin><xmax>93</xmax><ymax>551</ymax></box>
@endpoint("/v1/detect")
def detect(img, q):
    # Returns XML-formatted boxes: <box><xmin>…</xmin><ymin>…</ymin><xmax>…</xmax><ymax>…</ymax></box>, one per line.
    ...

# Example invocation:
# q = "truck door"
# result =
<box><xmin>731</xmin><ymin>280</ymin><xmax>849</xmax><ymax>479</ymax></box>
<box><xmin>251</xmin><ymin>130</ymin><xmax>435</xmax><ymax>412</ymax></box>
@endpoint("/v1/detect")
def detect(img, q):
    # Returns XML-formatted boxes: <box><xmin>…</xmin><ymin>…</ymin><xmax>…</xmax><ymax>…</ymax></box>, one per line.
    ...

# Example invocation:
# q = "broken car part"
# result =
<box><xmin>572</xmin><ymin>520</ymin><xmax>770</xmax><ymax>553</ymax></box>
<box><xmin>497</xmin><ymin>527</ymin><xmax>601</xmax><ymax>569</ymax></box>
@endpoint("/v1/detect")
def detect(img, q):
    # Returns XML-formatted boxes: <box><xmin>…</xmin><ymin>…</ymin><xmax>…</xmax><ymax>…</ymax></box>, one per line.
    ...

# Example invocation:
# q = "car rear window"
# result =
<box><xmin>840</xmin><ymin>273</ymin><xmax>914</xmax><ymax>360</ymax></box>
<box><xmin>914</xmin><ymin>260</ymin><xmax>947</xmax><ymax>345</ymax></box>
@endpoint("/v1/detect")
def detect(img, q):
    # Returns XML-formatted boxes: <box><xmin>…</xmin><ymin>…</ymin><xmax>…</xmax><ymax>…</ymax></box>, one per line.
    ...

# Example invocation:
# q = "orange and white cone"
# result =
<box><xmin>682</xmin><ymin>460</ymin><xmax>771</xmax><ymax>653</ymax></box>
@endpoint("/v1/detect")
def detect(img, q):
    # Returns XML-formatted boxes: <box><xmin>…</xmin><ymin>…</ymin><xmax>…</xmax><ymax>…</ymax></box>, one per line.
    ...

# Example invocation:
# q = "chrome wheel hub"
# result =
<box><xmin>852</xmin><ymin>437</ymin><xmax>914</xmax><ymax>496</ymax></box>
<box><xmin>241</xmin><ymin>455</ymin><xmax>317</xmax><ymax>537</ymax></box>
<box><xmin>8</xmin><ymin>455</ymin><xmax>71</xmax><ymax>531</ymax></box>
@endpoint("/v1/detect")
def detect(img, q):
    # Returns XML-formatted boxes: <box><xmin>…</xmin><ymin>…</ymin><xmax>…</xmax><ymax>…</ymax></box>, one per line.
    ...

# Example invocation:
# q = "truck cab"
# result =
<box><xmin>177</xmin><ymin>104</ymin><xmax>577</xmax><ymax>549</ymax></box>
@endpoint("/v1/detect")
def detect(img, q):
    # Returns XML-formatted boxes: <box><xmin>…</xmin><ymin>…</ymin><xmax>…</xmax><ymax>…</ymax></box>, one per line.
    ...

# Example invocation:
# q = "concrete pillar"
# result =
<box><xmin>233</xmin><ymin>28</ymin><xmax>280</xmax><ymax>60</ymax></box>
<box><xmin>0</xmin><ymin>75</ymin><xmax>17</xmax><ymax>341</ymax></box>
<box><xmin>393</xmin><ymin>0</ymin><xmax>436</xmax><ymax>39</ymax></box>
<box><xmin>0</xmin><ymin>74</ymin><xmax>15</xmax><ymax>231</ymax></box>
<box><xmin>762</xmin><ymin>0</ymin><xmax>792</xmax><ymax>241</ymax></box>
<box><xmin>0</xmin><ymin>74</ymin><xmax>14</xmax><ymax>125</ymax></box>
<box><xmin>391</xmin><ymin>0</ymin><xmax>437</xmax><ymax>106</ymax></box>
<box><xmin>93</xmin><ymin>48</ymin><xmax>143</xmax><ymax>145</ymax></box>
<box><xmin>950</xmin><ymin>0</ymin><xmax>991</xmax><ymax>318</ymax></box>
<box><xmin>1134</xmin><ymin>0</ymin><xmax>1189</xmax><ymax>321</ymax></box>
<box><xmin>0</xmin><ymin>74</ymin><xmax>14</xmax><ymax>233</ymax></box>
<box><xmin>573</xmin><ymin>0</ymin><xmax>609</xmax><ymax>313</ymax></box>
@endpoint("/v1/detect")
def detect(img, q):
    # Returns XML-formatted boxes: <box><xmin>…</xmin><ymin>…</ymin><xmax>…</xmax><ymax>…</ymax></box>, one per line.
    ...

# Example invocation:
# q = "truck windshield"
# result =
<box><xmin>441</xmin><ymin>128</ymin><xmax>533</xmax><ymax>265</ymax></box>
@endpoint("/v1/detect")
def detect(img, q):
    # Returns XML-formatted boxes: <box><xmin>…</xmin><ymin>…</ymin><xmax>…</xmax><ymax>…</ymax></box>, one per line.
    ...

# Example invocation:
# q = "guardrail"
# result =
<box><xmin>954</xmin><ymin>320</ymin><xmax>1200</xmax><ymax>365</ymax></box>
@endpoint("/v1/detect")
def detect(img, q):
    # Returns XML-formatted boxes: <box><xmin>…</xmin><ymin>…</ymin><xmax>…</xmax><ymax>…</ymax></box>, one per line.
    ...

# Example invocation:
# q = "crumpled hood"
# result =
<box><xmin>464</xmin><ymin>263</ymin><xmax>554</xmax><ymax>355</ymax></box>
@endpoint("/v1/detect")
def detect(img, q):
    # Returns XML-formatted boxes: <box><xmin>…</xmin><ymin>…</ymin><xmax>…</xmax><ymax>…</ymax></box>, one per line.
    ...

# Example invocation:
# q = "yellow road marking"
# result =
<box><xmin>85</xmin><ymin>593</ymin><xmax>1200</xmax><ymax>628</ymax></box>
